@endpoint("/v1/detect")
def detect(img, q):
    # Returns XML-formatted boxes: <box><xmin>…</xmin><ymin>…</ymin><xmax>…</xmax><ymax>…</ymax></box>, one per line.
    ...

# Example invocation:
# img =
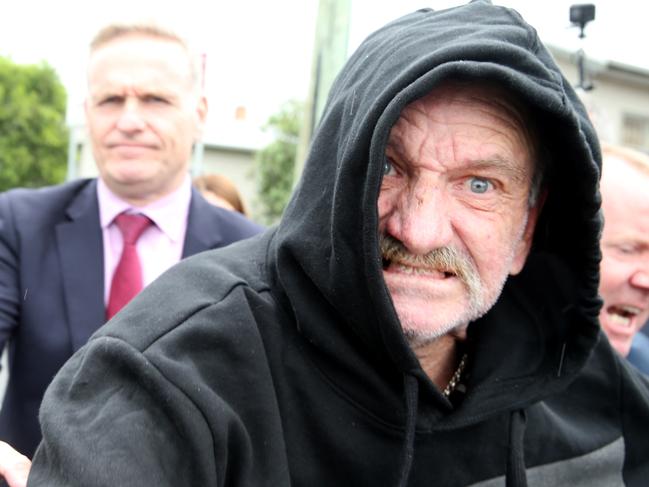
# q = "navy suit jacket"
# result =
<box><xmin>0</xmin><ymin>178</ymin><xmax>263</xmax><ymax>456</ymax></box>
<box><xmin>628</xmin><ymin>332</ymin><xmax>649</xmax><ymax>376</ymax></box>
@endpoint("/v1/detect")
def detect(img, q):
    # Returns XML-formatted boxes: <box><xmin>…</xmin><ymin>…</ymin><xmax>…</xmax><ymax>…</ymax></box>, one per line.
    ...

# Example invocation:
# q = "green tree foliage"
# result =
<box><xmin>0</xmin><ymin>57</ymin><xmax>68</xmax><ymax>191</ymax></box>
<box><xmin>253</xmin><ymin>100</ymin><xmax>302</xmax><ymax>224</ymax></box>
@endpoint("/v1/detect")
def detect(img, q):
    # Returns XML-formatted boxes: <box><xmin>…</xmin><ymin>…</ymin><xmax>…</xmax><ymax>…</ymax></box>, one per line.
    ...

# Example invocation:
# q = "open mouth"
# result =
<box><xmin>606</xmin><ymin>305</ymin><xmax>641</xmax><ymax>328</ymax></box>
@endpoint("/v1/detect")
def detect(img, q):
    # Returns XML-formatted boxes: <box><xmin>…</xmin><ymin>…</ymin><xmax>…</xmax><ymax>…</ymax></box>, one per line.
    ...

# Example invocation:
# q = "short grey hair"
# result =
<box><xmin>89</xmin><ymin>23</ymin><xmax>201</xmax><ymax>92</ymax></box>
<box><xmin>601</xmin><ymin>142</ymin><xmax>649</xmax><ymax>177</ymax></box>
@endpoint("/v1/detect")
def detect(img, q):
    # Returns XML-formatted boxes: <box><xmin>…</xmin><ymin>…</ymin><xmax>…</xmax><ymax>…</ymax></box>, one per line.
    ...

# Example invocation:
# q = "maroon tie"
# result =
<box><xmin>106</xmin><ymin>213</ymin><xmax>152</xmax><ymax>320</ymax></box>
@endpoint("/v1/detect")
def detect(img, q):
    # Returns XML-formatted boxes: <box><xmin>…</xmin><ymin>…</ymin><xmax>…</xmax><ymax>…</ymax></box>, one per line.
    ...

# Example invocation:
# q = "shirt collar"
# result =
<box><xmin>97</xmin><ymin>175</ymin><xmax>192</xmax><ymax>243</ymax></box>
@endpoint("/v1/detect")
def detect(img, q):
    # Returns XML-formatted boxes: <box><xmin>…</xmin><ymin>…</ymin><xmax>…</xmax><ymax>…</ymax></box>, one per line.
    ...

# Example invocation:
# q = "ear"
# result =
<box><xmin>194</xmin><ymin>96</ymin><xmax>208</xmax><ymax>140</ymax></box>
<box><xmin>510</xmin><ymin>189</ymin><xmax>547</xmax><ymax>275</ymax></box>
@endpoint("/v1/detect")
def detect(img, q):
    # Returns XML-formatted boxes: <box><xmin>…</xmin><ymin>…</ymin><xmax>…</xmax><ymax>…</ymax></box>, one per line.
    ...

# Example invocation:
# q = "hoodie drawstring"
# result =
<box><xmin>397</xmin><ymin>373</ymin><xmax>419</xmax><ymax>487</ymax></box>
<box><xmin>506</xmin><ymin>409</ymin><xmax>528</xmax><ymax>487</ymax></box>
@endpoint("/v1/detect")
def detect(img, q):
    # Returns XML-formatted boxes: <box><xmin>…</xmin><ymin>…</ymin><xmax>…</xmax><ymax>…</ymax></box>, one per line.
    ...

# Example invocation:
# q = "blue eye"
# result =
<box><xmin>616</xmin><ymin>244</ymin><xmax>637</xmax><ymax>255</ymax></box>
<box><xmin>383</xmin><ymin>159</ymin><xmax>396</xmax><ymax>176</ymax></box>
<box><xmin>144</xmin><ymin>95</ymin><xmax>169</xmax><ymax>104</ymax></box>
<box><xmin>99</xmin><ymin>96</ymin><xmax>123</xmax><ymax>106</ymax></box>
<box><xmin>469</xmin><ymin>177</ymin><xmax>491</xmax><ymax>194</ymax></box>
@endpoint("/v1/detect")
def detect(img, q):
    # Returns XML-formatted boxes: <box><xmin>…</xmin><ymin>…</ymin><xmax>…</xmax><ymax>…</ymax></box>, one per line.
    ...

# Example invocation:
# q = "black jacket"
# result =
<box><xmin>29</xmin><ymin>2</ymin><xmax>649</xmax><ymax>486</ymax></box>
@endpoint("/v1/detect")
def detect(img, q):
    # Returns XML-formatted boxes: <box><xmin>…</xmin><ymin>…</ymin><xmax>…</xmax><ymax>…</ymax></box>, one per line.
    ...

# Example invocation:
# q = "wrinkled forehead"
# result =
<box><xmin>391</xmin><ymin>80</ymin><xmax>538</xmax><ymax>168</ymax></box>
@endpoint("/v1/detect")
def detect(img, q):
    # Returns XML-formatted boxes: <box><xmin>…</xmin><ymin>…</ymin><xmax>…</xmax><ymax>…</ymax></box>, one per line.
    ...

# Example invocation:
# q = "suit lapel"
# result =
<box><xmin>56</xmin><ymin>180</ymin><xmax>106</xmax><ymax>351</ymax></box>
<box><xmin>182</xmin><ymin>188</ymin><xmax>226</xmax><ymax>257</ymax></box>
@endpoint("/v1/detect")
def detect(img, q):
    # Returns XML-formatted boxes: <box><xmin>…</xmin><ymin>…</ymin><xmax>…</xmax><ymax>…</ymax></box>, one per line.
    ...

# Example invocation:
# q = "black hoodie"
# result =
<box><xmin>30</xmin><ymin>2</ymin><xmax>649</xmax><ymax>486</ymax></box>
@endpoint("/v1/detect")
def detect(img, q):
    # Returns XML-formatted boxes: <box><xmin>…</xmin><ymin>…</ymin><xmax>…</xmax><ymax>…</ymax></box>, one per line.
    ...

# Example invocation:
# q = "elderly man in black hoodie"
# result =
<box><xmin>5</xmin><ymin>1</ymin><xmax>648</xmax><ymax>486</ymax></box>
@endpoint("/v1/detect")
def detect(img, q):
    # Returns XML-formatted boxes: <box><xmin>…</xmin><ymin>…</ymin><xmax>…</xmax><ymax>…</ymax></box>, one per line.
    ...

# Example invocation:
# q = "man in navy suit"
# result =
<box><xmin>0</xmin><ymin>22</ymin><xmax>262</xmax><ymax>465</ymax></box>
<box><xmin>597</xmin><ymin>143</ymin><xmax>649</xmax><ymax>375</ymax></box>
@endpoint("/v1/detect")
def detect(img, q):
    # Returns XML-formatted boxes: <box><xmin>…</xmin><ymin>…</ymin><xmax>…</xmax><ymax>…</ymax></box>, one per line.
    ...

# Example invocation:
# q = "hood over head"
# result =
<box><xmin>271</xmin><ymin>0</ymin><xmax>602</xmax><ymax>413</ymax></box>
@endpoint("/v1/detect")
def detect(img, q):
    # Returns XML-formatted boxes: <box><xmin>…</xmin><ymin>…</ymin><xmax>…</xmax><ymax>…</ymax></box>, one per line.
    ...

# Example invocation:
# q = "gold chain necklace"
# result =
<box><xmin>442</xmin><ymin>353</ymin><xmax>468</xmax><ymax>398</ymax></box>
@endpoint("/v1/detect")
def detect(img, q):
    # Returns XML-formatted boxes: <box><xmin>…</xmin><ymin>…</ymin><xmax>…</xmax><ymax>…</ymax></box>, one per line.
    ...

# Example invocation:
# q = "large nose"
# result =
<box><xmin>386</xmin><ymin>175</ymin><xmax>454</xmax><ymax>255</ymax></box>
<box><xmin>115</xmin><ymin>98</ymin><xmax>146</xmax><ymax>133</ymax></box>
<box><xmin>630</xmin><ymin>263</ymin><xmax>649</xmax><ymax>292</ymax></box>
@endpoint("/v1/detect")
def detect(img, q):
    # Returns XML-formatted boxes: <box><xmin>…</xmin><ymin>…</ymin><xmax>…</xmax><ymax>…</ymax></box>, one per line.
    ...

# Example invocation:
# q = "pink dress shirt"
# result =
<box><xmin>97</xmin><ymin>176</ymin><xmax>192</xmax><ymax>305</ymax></box>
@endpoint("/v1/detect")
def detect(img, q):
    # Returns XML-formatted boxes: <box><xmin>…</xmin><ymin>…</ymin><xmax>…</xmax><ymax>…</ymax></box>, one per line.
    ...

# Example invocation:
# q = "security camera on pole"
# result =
<box><xmin>570</xmin><ymin>3</ymin><xmax>596</xmax><ymax>91</ymax></box>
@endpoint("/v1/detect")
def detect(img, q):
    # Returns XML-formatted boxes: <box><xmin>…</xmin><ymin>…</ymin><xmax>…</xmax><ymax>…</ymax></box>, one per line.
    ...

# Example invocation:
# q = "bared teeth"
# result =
<box><xmin>608</xmin><ymin>312</ymin><xmax>631</xmax><ymax>328</ymax></box>
<box><xmin>395</xmin><ymin>264</ymin><xmax>453</xmax><ymax>277</ymax></box>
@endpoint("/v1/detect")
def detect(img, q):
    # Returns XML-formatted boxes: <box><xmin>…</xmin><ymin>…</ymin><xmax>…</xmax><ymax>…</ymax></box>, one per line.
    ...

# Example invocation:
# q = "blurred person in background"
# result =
<box><xmin>598</xmin><ymin>143</ymin><xmax>649</xmax><ymax>374</ymax></box>
<box><xmin>193</xmin><ymin>173</ymin><xmax>248</xmax><ymax>215</ymax></box>
<box><xmin>0</xmin><ymin>22</ymin><xmax>262</xmax><ymax>469</ymax></box>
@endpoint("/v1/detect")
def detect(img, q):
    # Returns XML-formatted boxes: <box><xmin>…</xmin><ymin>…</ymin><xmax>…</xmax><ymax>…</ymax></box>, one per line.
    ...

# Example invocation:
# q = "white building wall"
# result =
<box><xmin>554</xmin><ymin>55</ymin><xmax>649</xmax><ymax>149</ymax></box>
<box><xmin>197</xmin><ymin>147</ymin><xmax>258</xmax><ymax>214</ymax></box>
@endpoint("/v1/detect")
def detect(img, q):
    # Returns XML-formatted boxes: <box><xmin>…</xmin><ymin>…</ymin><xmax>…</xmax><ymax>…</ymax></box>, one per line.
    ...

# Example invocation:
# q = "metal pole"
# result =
<box><xmin>294</xmin><ymin>0</ymin><xmax>351</xmax><ymax>185</ymax></box>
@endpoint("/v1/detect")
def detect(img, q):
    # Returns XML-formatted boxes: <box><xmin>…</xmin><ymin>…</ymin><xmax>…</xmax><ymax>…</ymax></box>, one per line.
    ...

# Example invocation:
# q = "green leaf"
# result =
<box><xmin>253</xmin><ymin>100</ymin><xmax>303</xmax><ymax>224</ymax></box>
<box><xmin>0</xmin><ymin>56</ymin><xmax>68</xmax><ymax>192</ymax></box>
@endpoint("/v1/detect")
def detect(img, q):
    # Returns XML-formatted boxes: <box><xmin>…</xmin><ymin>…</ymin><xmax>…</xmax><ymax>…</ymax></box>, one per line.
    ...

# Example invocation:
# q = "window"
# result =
<box><xmin>621</xmin><ymin>114</ymin><xmax>649</xmax><ymax>152</ymax></box>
